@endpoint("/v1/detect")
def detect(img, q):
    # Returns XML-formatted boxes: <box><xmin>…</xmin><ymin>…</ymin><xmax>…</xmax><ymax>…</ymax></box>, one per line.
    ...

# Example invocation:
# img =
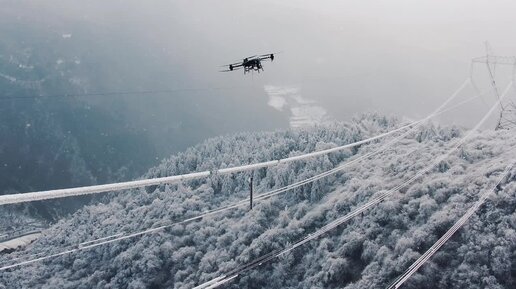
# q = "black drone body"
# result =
<box><xmin>220</xmin><ymin>53</ymin><xmax>275</xmax><ymax>74</ymax></box>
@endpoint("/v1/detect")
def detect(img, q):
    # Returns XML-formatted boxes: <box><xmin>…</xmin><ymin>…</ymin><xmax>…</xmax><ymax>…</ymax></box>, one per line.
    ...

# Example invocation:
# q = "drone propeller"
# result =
<box><xmin>258</xmin><ymin>51</ymin><xmax>282</xmax><ymax>57</ymax></box>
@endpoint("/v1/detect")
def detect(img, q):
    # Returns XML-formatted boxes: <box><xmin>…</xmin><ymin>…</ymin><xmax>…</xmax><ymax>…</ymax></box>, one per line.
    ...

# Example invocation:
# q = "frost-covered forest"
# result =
<box><xmin>0</xmin><ymin>114</ymin><xmax>514</xmax><ymax>289</ymax></box>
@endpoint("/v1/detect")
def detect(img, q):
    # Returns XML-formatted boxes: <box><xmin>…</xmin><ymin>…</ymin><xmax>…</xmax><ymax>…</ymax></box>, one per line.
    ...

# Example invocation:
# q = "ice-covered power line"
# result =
<box><xmin>0</xmin><ymin>126</ymin><xmax>408</xmax><ymax>205</ymax></box>
<box><xmin>0</xmin><ymin>79</ymin><xmax>473</xmax><ymax>206</ymax></box>
<box><xmin>0</xmin><ymin>79</ymin><xmax>476</xmax><ymax>271</ymax></box>
<box><xmin>0</xmin><ymin>114</ymin><xmax>438</xmax><ymax>271</ymax></box>
<box><xmin>387</xmin><ymin>162</ymin><xmax>514</xmax><ymax>289</ymax></box>
<box><xmin>193</xmin><ymin>82</ymin><xmax>514</xmax><ymax>289</ymax></box>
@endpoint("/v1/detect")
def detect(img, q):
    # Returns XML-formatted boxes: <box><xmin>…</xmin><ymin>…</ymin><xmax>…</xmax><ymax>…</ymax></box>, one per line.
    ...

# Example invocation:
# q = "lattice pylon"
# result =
<box><xmin>471</xmin><ymin>50</ymin><xmax>516</xmax><ymax>130</ymax></box>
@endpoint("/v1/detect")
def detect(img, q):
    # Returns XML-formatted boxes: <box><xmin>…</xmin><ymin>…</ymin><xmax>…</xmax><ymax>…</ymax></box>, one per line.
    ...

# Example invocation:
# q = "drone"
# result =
<box><xmin>220</xmin><ymin>53</ymin><xmax>276</xmax><ymax>74</ymax></box>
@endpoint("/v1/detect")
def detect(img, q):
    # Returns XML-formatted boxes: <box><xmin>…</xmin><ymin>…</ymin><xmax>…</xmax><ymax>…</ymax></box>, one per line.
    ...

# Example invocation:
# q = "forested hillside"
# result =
<box><xmin>0</xmin><ymin>114</ymin><xmax>514</xmax><ymax>289</ymax></box>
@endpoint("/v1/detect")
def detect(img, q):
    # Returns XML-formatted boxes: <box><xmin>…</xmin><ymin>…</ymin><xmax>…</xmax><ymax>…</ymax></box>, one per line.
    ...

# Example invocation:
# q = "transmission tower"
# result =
<box><xmin>471</xmin><ymin>43</ymin><xmax>516</xmax><ymax>130</ymax></box>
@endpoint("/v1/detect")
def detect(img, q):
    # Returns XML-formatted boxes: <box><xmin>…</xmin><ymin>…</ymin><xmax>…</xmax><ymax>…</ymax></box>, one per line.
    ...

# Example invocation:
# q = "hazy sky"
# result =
<box><xmin>127</xmin><ymin>0</ymin><xmax>516</xmax><ymax>128</ymax></box>
<box><xmin>7</xmin><ymin>0</ymin><xmax>516</xmax><ymax>130</ymax></box>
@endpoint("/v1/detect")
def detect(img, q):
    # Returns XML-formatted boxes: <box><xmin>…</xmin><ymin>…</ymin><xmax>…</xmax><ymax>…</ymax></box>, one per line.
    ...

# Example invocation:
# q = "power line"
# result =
<box><xmin>0</xmin><ymin>126</ymin><xmax>406</xmax><ymax>205</ymax></box>
<box><xmin>0</xmin><ymin>125</ymin><xmax>417</xmax><ymax>271</ymax></box>
<box><xmin>193</xmin><ymin>82</ymin><xmax>513</xmax><ymax>289</ymax></box>
<box><xmin>0</xmin><ymin>79</ymin><xmax>473</xmax><ymax>206</ymax></box>
<box><xmin>0</xmin><ymin>79</ymin><xmax>476</xmax><ymax>271</ymax></box>
<box><xmin>387</xmin><ymin>162</ymin><xmax>514</xmax><ymax>289</ymax></box>
<box><xmin>0</xmin><ymin>72</ymin><xmax>405</xmax><ymax>101</ymax></box>
<box><xmin>0</xmin><ymin>86</ymin><xmax>255</xmax><ymax>101</ymax></box>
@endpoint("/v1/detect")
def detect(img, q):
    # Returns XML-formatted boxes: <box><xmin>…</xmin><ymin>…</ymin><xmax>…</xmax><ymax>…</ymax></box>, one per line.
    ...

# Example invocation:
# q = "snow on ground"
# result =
<box><xmin>264</xmin><ymin>85</ymin><xmax>330</xmax><ymax>128</ymax></box>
